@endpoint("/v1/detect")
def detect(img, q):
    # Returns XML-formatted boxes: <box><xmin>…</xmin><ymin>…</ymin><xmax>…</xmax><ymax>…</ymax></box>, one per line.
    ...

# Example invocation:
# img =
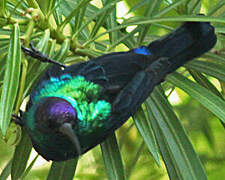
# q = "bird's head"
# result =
<box><xmin>23</xmin><ymin>96</ymin><xmax>81</xmax><ymax>161</ymax></box>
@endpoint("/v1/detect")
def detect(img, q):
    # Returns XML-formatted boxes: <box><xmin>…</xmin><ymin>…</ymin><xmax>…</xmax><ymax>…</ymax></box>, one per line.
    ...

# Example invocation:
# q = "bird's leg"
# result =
<box><xmin>12</xmin><ymin>110</ymin><xmax>24</xmax><ymax>126</ymax></box>
<box><xmin>22</xmin><ymin>43</ymin><xmax>67</xmax><ymax>68</ymax></box>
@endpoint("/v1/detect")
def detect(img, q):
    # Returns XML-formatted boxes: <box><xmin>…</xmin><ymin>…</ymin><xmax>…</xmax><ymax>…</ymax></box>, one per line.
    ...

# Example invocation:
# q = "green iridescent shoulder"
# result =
<box><xmin>31</xmin><ymin>74</ymin><xmax>111</xmax><ymax>134</ymax></box>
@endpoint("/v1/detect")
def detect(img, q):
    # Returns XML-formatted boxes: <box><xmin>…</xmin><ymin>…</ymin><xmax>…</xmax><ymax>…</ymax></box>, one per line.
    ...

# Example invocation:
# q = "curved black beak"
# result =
<box><xmin>59</xmin><ymin>123</ymin><xmax>81</xmax><ymax>156</ymax></box>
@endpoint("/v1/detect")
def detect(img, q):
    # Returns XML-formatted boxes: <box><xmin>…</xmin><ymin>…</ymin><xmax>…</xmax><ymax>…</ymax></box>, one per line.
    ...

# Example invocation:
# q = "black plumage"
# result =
<box><xmin>21</xmin><ymin>21</ymin><xmax>217</xmax><ymax>161</ymax></box>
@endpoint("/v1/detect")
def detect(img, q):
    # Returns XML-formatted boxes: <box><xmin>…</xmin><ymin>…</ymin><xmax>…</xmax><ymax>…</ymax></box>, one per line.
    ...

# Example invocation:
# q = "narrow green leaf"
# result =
<box><xmin>83</xmin><ymin>2</ymin><xmax>135</xmax><ymax>49</ymax></box>
<box><xmin>11</xmin><ymin>129</ymin><xmax>32</xmax><ymax>180</ymax></box>
<box><xmin>207</xmin><ymin>0</ymin><xmax>225</xmax><ymax>16</ymax></box>
<box><xmin>103</xmin><ymin>0</ymin><xmax>118</xmax><ymax>46</ymax></box>
<box><xmin>187</xmin><ymin>0</ymin><xmax>201</xmax><ymax>14</ymax></box>
<box><xmin>0</xmin><ymin>17</ymin><xmax>7</xmax><ymax>26</ymax></box>
<box><xmin>36</xmin><ymin>29</ymin><xmax>51</xmax><ymax>53</ymax></box>
<box><xmin>147</xmin><ymin>87</ymin><xmax>207</xmax><ymax>180</ymax></box>
<box><xmin>0</xmin><ymin>160</ymin><xmax>12</xmax><ymax>180</ymax></box>
<box><xmin>89</xmin><ymin>11</ymin><xmax>111</xmax><ymax>40</ymax></box>
<box><xmin>107</xmin><ymin>28</ymin><xmax>138</xmax><ymax>51</ymax></box>
<box><xmin>125</xmin><ymin>140</ymin><xmax>145</xmax><ymax>179</ymax></box>
<box><xmin>126</xmin><ymin>0</ymin><xmax>149</xmax><ymax>14</ymax></box>
<box><xmin>150</xmin><ymin>118</ymin><xmax>181</xmax><ymax>179</ymax></box>
<box><xmin>36</xmin><ymin>0</ymin><xmax>52</xmax><ymax>14</ymax></box>
<box><xmin>0</xmin><ymin>28</ymin><xmax>11</xmax><ymax>35</ymax></box>
<box><xmin>125</xmin><ymin>15</ymin><xmax>225</xmax><ymax>25</ymax></box>
<box><xmin>53</xmin><ymin>7</ymin><xmax>63</xmax><ymax>25</ymax></box>
<box><xmin>185</xmin><ymin>60</ymin><xmax>225</xmax><ymax>82</ymax></box>
<box><xmin>73</xmin><ymin>6</ymin><xmax>87</xmax><ymax>35</ymax></box>
<box><xmin>137</xmin><ymin>0</ymin><xmax>162</xmax><ymax>45</ymax></box>
<box><xmin>84</xmin><ymin>15</ymin><xmax>225</xmax><ymax>46</ymax></box>
<box><xmin>154</xmin><ymin>0</ymin><xmax>186</xmax><ymax>18</ymax></box>
<box><xmin>167</xmin><ymin>72</ymin><xmax>225</xmax><ymax>123</ymax></box>
<box><xmin>118</xmin><ymin>123</ymin><xmax>134</xmax><ymax>149</ymax></box>
<box><xmin>0</xmin><ymin>0</ymin><xmax>7</xmax><ymax>17</ymax></box>
<box><xmin>188</xmin><ymin>70</ymin><xmax>222</xmax><ymax>145</ymax></box>
<box><xmin>23</xmin><ymin>30</ymin><xmax>51</xmax><ymax>98</ymax></box>
<box><xmin>0</xmin><ymin>54</ymin><xmax>7</xmax><ymax>82</ymax></box>
<box><xmin>101</xmin><ymin>133</ymin><xmax>126</xmax><ymax>180</ymax></box>
<box><xmin>53</xmin><ymin>38</ymin><xmax>70</xmax><ymax>63</ymax></box>
<box><xmin>189</xmin><ymin>70</ymin><xmax>223</xmax><ymax>98</ymax></box>
<box><xmin>21</xmin><ymin>154</ymin><xmax>39</xmax><ymax>179</ymax></box>
<box><xmin>47</xmin><ymin>158</ymin><xmax>78</xmax><ymax>180</ymax></box>
<box><xmin>0</xmin><ymin>38</ymin><xmax>9</xmax><ymax>47</ymax></box>
<box><xmin>93</xmin><ymin>41</ymin><xmax>107</xmax><ymax>52</ymax></box>
<box><xmin>133</xmin><ymin>108</ymin><xmax>160</xmax><ymax>166</ymax></box>
<box><xmin>203</xmin><ymin>52</ymin><xmax>225</xmax><ymax>64</ymax></box>
<box><xmin>215</xmin><ymin>26</ymin><xmax>225</xmax><ymax>33</ymax></box>
<box><xmin>26</xmin><ymin>29</ymin><xmax>50</xmax><ymax>76</ymax></box>
<box><xmin>48</xmin><ymin>40</ymin><xmax>57</xmax><ymax>58</ymax></box>
<box><xmin>73</xmin><ymin>1</ymin><xmax>119</xmax><ymax>38</ymax></box>
<box><xmin>26</xmin><ymin>0</ymin><xmax>40</xmax><ymax>9</ymax></box>
<box><xmin>47</xmin><ymin>0</ymin><xmax>57</xmax><ymax>14</ymax></box>
<box><xmin>0</xmin><ymin>24</ymin><xmax>21</xmax><ymax>136</ymax></box>
<box><xmin>75</xmin><ymin>48</ymin><xmax>102</xmax><ymax>58</ymax></box>
<box><xmin>118</xmin><ymin>30</ymin><xmax>136</xmax><ymax>49</ymax></box>
<box><xmin>59</xmin><ymin>0</ymin><xmax>92</xmax><ymax>30</ymax></box>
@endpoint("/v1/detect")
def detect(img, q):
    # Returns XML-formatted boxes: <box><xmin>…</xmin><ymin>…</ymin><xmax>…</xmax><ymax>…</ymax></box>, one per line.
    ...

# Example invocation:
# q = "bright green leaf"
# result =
<box><xmin>0</xmin><ymin>24</ymin><xmax>21</xmax><ymax>136</ymax></box>
<box><xmin>167</xmin><ymin>72</ymin><xmax>225</xmax><ymax>123</ymax></box>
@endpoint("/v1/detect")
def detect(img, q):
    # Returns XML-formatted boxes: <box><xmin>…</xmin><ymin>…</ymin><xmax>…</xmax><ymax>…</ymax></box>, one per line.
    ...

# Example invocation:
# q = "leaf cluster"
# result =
<box><xmin>0</xmin><ymin>0</ymin><xmax>225</xmax><ymax>179</ymax></box>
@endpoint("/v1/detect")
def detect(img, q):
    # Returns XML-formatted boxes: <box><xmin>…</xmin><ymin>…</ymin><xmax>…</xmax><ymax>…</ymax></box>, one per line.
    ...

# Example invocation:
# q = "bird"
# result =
<box><xmin>18</xmin><ymin>21</ymin><xmax>216</xmax><ymax>161</ymax></box>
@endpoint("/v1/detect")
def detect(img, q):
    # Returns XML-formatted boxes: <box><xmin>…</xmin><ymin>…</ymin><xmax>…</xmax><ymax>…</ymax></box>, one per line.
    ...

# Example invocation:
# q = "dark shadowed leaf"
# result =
<box><xmin>101</xmin><ymin>133</ymin><xmax>126</xmax><ymax>180</ymax></box>
<box><xmin>11</xmin><ymin>129</ymin><xmax>32</xmax><ymax>180</ymax></box>
<box><xmin>133</xmin><ymin>108</ymin><xmax>160</xmax><ymax>165</ymax></box>
<box><xmin>147</xmin><ymin>87</ymin><xmax>207</xmax><ymax>180</ymax></box>
<box><xmin>47</xmin><ymin>158</ymin><xmax>78</xmax><ymax>180</ymax></box>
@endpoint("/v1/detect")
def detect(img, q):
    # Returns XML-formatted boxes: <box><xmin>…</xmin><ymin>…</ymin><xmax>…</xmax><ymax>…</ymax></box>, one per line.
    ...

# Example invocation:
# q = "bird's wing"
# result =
<box><xmin>78</xmin><ymin>57</ymin><xmax>171</xmax><ymax>154</ymax></box>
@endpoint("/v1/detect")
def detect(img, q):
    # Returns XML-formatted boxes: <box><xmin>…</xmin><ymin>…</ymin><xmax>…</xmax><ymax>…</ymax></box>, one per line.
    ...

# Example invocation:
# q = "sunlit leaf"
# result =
<box><xmin>167</xmin><ymin>72</ymin><xmax>225</xmax><ymax>123</ymax></box>
<box><xmin>185</xmin><ymin>60</ymin><xmax>225</xmax><ymax>82</ymax></box>
<box><xmin>0</xmin><ymin>24</ymin><xmax>21</xmax><ymax>136</ymax></box>
<box><xmin>0</xmin><ymin>160</ymin><xmax>11</xmax><ymax>180</ymax></box>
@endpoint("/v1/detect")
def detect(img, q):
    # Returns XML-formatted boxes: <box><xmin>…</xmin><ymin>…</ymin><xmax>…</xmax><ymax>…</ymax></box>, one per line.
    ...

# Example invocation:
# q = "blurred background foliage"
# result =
<box><xmin>0</xmin><ymin>0</ymin><xmax>225</xmax><ymax>179</ymax></box>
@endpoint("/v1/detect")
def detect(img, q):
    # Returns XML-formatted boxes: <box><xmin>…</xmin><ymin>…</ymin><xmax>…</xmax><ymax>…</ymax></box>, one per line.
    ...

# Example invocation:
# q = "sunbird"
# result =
<box><xmin>16</xmin><ymin>21</ymin><xmax>216</xmax><ymax>161</ymax></box>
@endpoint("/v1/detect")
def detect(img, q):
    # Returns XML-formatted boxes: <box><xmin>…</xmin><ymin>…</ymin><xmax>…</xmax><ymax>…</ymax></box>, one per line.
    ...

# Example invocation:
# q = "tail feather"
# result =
<box><xmin>147</xmin><ymin>22</ymin><xmax>217</xmax><ymax>73</ymax></box>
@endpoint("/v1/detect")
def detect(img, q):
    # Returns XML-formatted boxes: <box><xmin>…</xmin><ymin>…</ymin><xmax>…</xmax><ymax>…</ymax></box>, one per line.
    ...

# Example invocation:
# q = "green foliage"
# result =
<box><xmin>0</xmin><ymin>0</ymin><xmax>224</xmax><ymax>179</ymax></box>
